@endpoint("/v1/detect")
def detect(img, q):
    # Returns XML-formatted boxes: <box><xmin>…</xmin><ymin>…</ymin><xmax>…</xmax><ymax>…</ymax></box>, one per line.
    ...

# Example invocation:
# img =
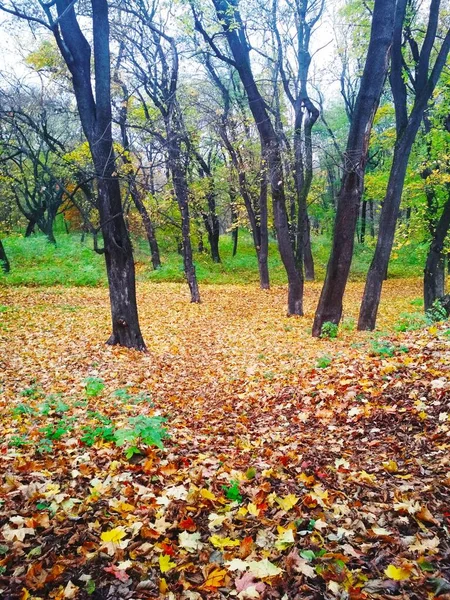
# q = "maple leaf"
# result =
<box><xmin>384</xmin><ymin>564</ymin><xmax>411</xmax><ymax>581</ymax></box>
<box><xmin>247</xmin><ymin>559</ymin><xmax>282</xmax><ymax>578</ymax></box>
<box><xmin>159</xmin><ymin>553</ymin><xmax>176</xmax><ymax>573</ymax></box>
<box><xmin>2</xmin><ymin>525</ymin><xmax>35</xmax><ymax>542</ymax></box>
<box><xmin>209</xmin><ymin>534</ymin><xmax>240</xmax><ymax>549</ymax></box>
<box><xmin>179</xmin><ymin>531</ymin><xmax>203</xmax><ymax>552</ymax></box>
<box><xmin>235</xmin><ymin>572</ymin><xmax>265</xmax><ymax>595</ymax></box>
<box><xmin>275</xmin><ymin>494</ymin><xmax>299</xmax><ymax>511</ymax></box>
<box><xmin>201</xmin><ymin>568</ymin><xmax>227</xmax><ymax>589</ymax></box>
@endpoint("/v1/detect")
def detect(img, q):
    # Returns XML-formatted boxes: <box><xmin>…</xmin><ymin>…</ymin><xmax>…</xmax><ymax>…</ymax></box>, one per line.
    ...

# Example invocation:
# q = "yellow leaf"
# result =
<box><xmin>275</xmin><ymin>494</ymin><xmax>299</xmax><ymax>511</ymax></box>
<box><xmin>382</xmin><ymin>460</ymin><xmax>398</xmax><ymax>473</ymax></box>
<box><xmin>248</xmin><ymin>502</ymin><xmax>259</xmax><ymax>516</ymax></box>
<box><xmin>159</xmin><ymin>553</ymin><xmax>176</xmax><ymax>573</ymax></box>
<box><xmin>384</xmin><ymin>564</ymin><xmax>411</xmax><ymax>581</ymax></box>
<box><xmin>200</xmin><ymin>489</ymin><xmax>217</xmax><ymax>501</ymax></box>
<box><xmin>201</xmin><ymin>568</ymin><xmax>227</xmax><ymax>589</ymax></box>
<box><xmin>209</xmin><ymin>534</ymin><xmax>240</xmax><ymax>549</ymax></box>
<box><xmin>159</xmin><ymin>578</ymin><xmax>168</xmax><ymax>593</ymax></box>
<box><xmin>101</xmin><ymin>527</ymin><xmax>127</xmax><ymax>543</ymax></box>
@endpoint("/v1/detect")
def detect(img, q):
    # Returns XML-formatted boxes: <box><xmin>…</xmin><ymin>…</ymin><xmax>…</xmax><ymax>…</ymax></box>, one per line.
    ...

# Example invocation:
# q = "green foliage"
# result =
<box><xmin>426</xmin><ymin>299</ymin><xmax>448</xmax><ymax>323</ymax></box>
<box><xmin>81</xmin><ymin>425</ymin><xmax>115</xmax><ymax>447</ymax></box>
<box><xmin>8</xmin><ymin>435</ymin><xmax>30</xmax><ymax>448</ymax></box>
<box><xmin>370</xmin><ymin>339</ymin><xmax>409</xmax><ymax>357</ymax></box>
<box><xmin>341</xmin><ymin>317</ymin><xmax>355</xmax><ymax>331</ymax></box>
<box><xmin>316</xmin><ymin>355</ymin><xmax>332</xmax><ymax>369</ymax></box>
<box><xmin>222</xmin><ymin>480</ymin><xmax>242</xmax><ymax>503</ymax></box>
<box><xmin>84</xmin><ymin>377</ymin><xmax>105</xmax><ymax>398</ymax></box>
<box><xmin>114</xmin><ymin>415</ymin><xmax>168</xmax><ymax>458</ymax></box>
<box><xmin>320</xmin><ymin>322</ymin><xmax>338</xmax><ymax>339</ymax></box>
<box><xmin>394</xmin><ymin>312</ymin><xmax>428</xmax><ymax>332</ymax></box>
<box><xmin>40</xmin><ymin>418</ymin><xmax>74</xmax><ymax>441</ymax></box>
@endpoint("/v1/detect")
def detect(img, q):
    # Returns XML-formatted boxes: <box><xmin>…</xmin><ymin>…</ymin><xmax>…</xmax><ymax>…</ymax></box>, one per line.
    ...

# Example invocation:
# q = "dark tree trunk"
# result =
<box><xmin>232</xmin><ymin>227</ymin><xmax>238</xmax><ymax>257</ymax></box>
<box><xmin>424</xmin><ymin>189</ymin><xmax>450</xmax><ymax>311</ymax></box>
<box><xmin>197</xmin><ymin>164</ymin><xmax>221</xmax><ymax>263</ymax></box>
<box><xmin>258</xmin><ymin>170</ymin><xmax>270</xmax><ymax>290</ymax></box>
<box><xmin>303</xmin><ymin>216</ymin><xmax>314</xmax><ymax>280</ymax></box>
<box><xmin>210</xmin><ymin>0</ymin><xmax>302</xmax><ymax>313</ymax></box>
<box><xmin>230</xmin><ymin>188</ymin><xmax>239</xmax><ymax>257</ymax></box>
<box><xmin>360</xmin><ymin>199</ymin><xmax>367</xmax><ymax>244</ymax></box>
<box><xmin>54</xmin><ymin>0</ymin><xmax>146</xmax><ymax>350</ymax></box>
<box><xmin>369</xmin><ymin>200</ymin><xmax>375</xmax><ymax>237</ymax></box>
<box><xmin>25</xmin><ymin>219</ymin><xmax>36</xmax><ymax>237</ymax></box>
<box><xmin>168</xmin><ymin>140</ymin><xmax>201</xmax><ymax>303</ymax></box>
<box><xmin>358</xmin><ymin>0</ymin><xmax>450</xmax><ymax>330</ymax></box>
<box><xmin>0</xmin><ymin>239</ymin><xmax>10</xmax><ymax>273</ymax></box>
<box><xmin>312</xmin><ymin>0</ymin><xmax>395</xmax><ymax>336</ymax></box>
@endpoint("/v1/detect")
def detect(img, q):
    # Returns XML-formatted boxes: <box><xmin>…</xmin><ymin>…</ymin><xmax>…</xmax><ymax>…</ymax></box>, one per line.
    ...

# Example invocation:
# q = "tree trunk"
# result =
<box><xmin>168</xmin><ymin>140</ymin><xmax>201</xmax><ymax>303</ymax></box>
<box><xmin>25</xmin><ymin>219</ymin><xmax>36</xmax><ymax>237</ymax></box>
<box><xmin>258</xmin><ymin>170</ymin><xmax>270</xmax><ymax>289</ymax></box>
<box><xmin>312</xmin><ymin>0</ymin><xmax>395</xmax><ymax>336</ymax></box>
<box><xmin>134</xmin><ymin>194</ymin><xmax>161</xmax><ymax>270</ymax></box>
<box><xmin>0</xmin><ymin>239</ymin><xmax>10</xmax><ymax>273</ymax></box>
<box><xmin>424</xmin><ymin>189</ymin><xmax>450</xmax><ymax>311</ymax></box>
<box><xmin>303</xmin><ymin>216</ymin><xmax>314</xmax><ymax>280</ymax></box>
<box><xmin>369</xmin><ymin>200</ymin><xmax>375</xmax><ymax>237</ymax></box>
<box><xmin>358</xmin><ymin>0</ymin><xmax>450</xmax><ymax>330</ymax></box>
<box><xmin>54</xmin><ymin>0</ymin><xmax>146</xmax><ymax>350</ymax></box>
<box><xmin>361</xmin><ymin>199</ymin><xmax>367</xmax><ymax>244</ymax></box>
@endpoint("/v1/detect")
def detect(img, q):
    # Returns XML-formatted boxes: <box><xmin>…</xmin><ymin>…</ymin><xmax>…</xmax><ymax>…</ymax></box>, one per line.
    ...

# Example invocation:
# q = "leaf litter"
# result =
<box><xmin>0</xmin><ymin>280</ymin><xmax>449</xmax><ymax>599</ymax></box>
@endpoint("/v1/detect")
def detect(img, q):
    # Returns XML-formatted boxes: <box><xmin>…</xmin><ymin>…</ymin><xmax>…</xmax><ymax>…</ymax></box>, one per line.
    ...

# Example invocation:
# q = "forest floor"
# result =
<box><xmin>0</xmin><ymin>280</ymin><xmax>449</xmax><ymax>600</ymax></box>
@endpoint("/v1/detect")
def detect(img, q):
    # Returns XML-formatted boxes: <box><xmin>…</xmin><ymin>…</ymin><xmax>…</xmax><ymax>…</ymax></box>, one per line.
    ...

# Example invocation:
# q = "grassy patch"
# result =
<box><xmin>0</xmin><ymin>231</ymin><xmax>430</xmax><ymax>287</ymax></box>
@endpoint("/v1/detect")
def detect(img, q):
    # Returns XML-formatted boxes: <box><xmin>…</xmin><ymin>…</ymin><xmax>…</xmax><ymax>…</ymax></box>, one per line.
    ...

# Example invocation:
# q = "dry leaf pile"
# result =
<box><xmin>0</xmin><ymin>280</ymin><xmax>449</xmax><ymax>600</ymax></box>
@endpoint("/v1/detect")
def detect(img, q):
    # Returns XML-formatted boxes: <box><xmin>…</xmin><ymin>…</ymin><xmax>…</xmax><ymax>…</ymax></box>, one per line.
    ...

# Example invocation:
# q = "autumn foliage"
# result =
<box><xmin>0</xmin><ymin>281</ymin><xmax>449</xmax><ymax>599</ymax></box>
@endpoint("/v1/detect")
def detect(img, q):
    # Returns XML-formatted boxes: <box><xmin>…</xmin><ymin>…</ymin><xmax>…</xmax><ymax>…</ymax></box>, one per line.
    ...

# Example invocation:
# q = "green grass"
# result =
<box><xmin>0</xmin><ymin>230</ymin><xmax>428</xmax><ymax>287</ymax></box>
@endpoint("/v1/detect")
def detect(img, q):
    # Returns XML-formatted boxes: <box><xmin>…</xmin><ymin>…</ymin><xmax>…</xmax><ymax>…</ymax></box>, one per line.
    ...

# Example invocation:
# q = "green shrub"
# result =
<box><xmin>426</xmin><ymin>299</ymin><xmax>448</xmax><ymax>323</ymax></box>
<box><xmin>316</xmin><ymin>355</ymin><xmax>332</xmax><ymax>369</ymax></box>
<box><xmin>320</xmin><ymin>321</ymin><xmax>338</xmax><ymax>339</ymax></box>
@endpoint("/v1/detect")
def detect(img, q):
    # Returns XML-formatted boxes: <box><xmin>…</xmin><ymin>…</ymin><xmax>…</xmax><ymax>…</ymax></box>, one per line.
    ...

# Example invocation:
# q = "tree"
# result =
<box><xmin>202</xmin><ymin>56</ymin><xmax>270</xmax><ymax>288</ymax></box>
<box><xmin>194</xmin><ymin>0</ymin><xmax>304</xmax><ymax>314</ymax></box>
<box><xmin>272</xmin><ymin>0</ymin><xmax>323</xmax><ymax>280</ymax></box>
<box><xmin>0</xmin><ymin>0</ymin><xmax>147</xmax><ymax>350</ymax></box>
<box><xmin>358</xmin><ymin>0</ymin><xmax>450</xmax><ymax>330</ymax></box>
<box><xmin>118</xmin><ymin>0</ymin><xmax>201</xmax><ymax>302</ymax></box>
<box><xmin>312</xmin><ymin>0</ymin><xmax>396</xmax><ymax>336</ymax></box>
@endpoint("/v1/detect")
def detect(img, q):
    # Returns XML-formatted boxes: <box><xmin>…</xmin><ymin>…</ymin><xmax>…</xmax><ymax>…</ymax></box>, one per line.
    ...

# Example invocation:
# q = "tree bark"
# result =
<box><xmin>0</xmin><ymin>239</ymin><xmax>10</xmax><ymax>273</ymax></box>
<box><xmin>168</xmin><ymin>137</ymin><xmax>201</xmax><ymax>303</ymax></box>
<box><xmin>25</xmin><ymin>219</ymin><xmax>36</xmax><ymax>237</ymax></box>
<box><xmin>360</xmin><ymin>199</ymin><xmax>367</xmax><ymax>244</ymax></box>
<box><xmin>54</xmin><ymin>0</ymin><xmax>146</xmax><ymax>350</ymax></box>
<box><xmin>424</xmin><ymin>189</ymin><xmax>450</xmax><ymax>310</ymax></box>
<box><xmin>312</xmin><ymin>0</ymin><xmax>395</xmax><ymax>336</ymax></box>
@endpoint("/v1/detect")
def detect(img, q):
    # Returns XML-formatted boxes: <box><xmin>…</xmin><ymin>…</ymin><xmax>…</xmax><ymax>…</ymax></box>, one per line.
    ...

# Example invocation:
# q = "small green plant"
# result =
<box><xmin>320</xmin><ymin>321</ymin><xmax>338</xmax><ymax>339</ymax></box>
<box><xmin>20</xmin><ymin>384</ymin><xmax>43</xmax><ymax>400</ymax></box>
<box><xmin>341</xmin><ymin>317</ymin><xmax>355</xmax><ymax>331</ymax></box>
<box><xmin>84</xmin><ymin>377</ymin><xmax>105</xmax><ymax>398</ymax></box>
<box><xmin>39</xmin><ymin>417</ymin><xmax>74</xmax><ymax>441</ymax></box>
<box><xmin>316</xmin><ymin>355</ymin><xmax>332</xmax><ymax>369</ymax></box>
<box><xmin>114</xmin><ymin>415</ymin><xmax>168</xmax><ymax>458</ymax></box>
<box><xmin>370</xmin><ymin>339</ymin><xmax>396</xmax><ymax>357</ymax></box>
<box><xmin>8</xmin><ymin>435</ymin><xmax>30</xmax><ymax>448</ymax></box>
<box><xmin>36</xmin><ymin>439</ymin><xmax>53</xmax><ymax>454</ymax></box>
<box><xmin>222</xmin><ymin>480</ymin><xmax>242</xmax><ymax>503</ymax></box>
<box><xmin>410</xmin><ymin>297</ymin><xmax>424</xmax><ymax>307</ymax></box>
<box><xmin>426</xmin><ymin>299</ymin><xmax>448</xmax><ymax>323</ymax></box>
<box><xmin>81</xmin><ymin>425</ymin><xmax>115</xmax><ymax>447</ymax></box>
<box><xmin>11</xmin><ymin>403</ymin><xmax>34</xmax><ymax>416</ymax></box>
<box><xmin>395</xmin><ymin>311</ymin><xmax>428</xmax><ymax>332</ymax></box>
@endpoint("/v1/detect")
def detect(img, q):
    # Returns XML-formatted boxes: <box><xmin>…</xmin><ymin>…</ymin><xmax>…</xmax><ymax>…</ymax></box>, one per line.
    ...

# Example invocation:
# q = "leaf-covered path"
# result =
<box><xmin>0</xmin><ymin>281</ymin><xmax>449</xmax><ymax>599</ymax></box>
